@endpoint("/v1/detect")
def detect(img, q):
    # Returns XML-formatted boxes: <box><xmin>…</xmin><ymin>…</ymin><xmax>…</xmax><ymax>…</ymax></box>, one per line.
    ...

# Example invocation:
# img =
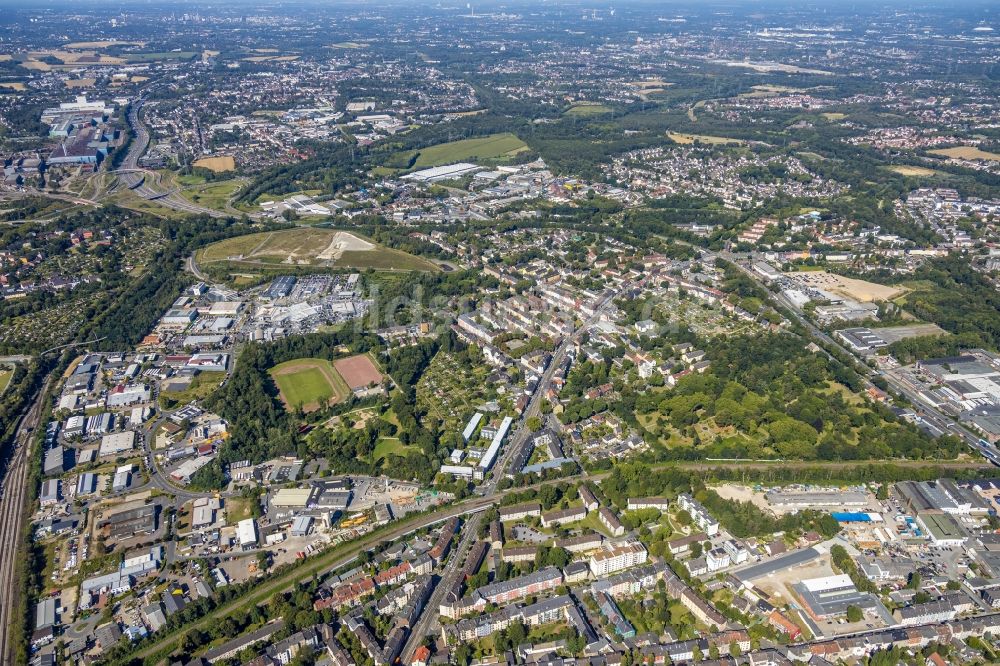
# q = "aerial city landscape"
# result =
<box><xmin>0</xmin><ymin>0</ymin><xmax>999</xmax><ymax>664</ymax></box>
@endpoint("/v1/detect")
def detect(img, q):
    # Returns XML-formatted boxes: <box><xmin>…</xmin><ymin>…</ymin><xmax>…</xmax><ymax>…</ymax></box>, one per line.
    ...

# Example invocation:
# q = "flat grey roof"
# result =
<box><xmin>734</xmin><ymin>546</ymin><xmax>822</xmax><ymax>583</ymax></box>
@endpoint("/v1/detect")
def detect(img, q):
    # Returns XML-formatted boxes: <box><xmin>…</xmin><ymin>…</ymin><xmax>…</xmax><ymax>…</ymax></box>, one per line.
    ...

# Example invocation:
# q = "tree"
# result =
<box><xmin>846</xmin><ymin>605</ymin><xmax>863</xmax><ymax>622</ymax></box>
<box><xmin>526</xmin><ymin>416</ymin><xmax>542</xmax><ymax>432</ymax></box>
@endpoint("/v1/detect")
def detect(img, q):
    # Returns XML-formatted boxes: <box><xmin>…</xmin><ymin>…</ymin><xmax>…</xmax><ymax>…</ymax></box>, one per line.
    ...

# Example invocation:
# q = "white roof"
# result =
<box><xmin>801</xmin><ymin>574</ymin><xmax>854</xmax><ymax>593</ymax></box>
<box><xmin>99</xmin><ymin>431</ymin><xmax>136</xmax><ymax>456</ymax></box>
<box><xmin>237</xmin><ymin>518</ymin><xmax>258</xmax><ymax>545</ymax></box>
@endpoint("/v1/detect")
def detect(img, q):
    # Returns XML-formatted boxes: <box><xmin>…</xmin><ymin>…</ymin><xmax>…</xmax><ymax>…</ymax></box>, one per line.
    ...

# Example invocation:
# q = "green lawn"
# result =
<box><xmin>338</xmin><ymin>248</ymin><xmax>439</xmax><ymax>271</ymax></box>
<box><xmin>393</xmin><ymin>132</ymin><xmax>528</xmax><ymax>169</ymax></box>
<box><xmin>180</xmin><ymin>180</ymin><xmax>243</xmax><ymax>211</ymax></box>
<box><xmin>0</xmin><ymin>368</ymin><xmax>13</xmax><ymax>395</ymax></box>
<box><xmin>373</xmin><ymin>437</ymin><xmax>416</xmax><ymax>460</ymax></box>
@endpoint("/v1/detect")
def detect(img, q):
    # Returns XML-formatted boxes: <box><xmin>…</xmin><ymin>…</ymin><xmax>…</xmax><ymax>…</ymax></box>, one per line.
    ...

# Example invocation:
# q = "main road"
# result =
<box><xmin>399</xmin><ymin>289</ymin><xmax>620</xmax><ymax>659</ymax></box>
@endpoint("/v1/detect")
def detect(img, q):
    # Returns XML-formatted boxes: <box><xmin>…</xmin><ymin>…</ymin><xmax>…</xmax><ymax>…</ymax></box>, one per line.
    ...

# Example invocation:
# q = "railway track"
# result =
<box><xmin>0</xmin><ymin>372</ymin><xmax>54</xmax><ymax>663</ymax></box>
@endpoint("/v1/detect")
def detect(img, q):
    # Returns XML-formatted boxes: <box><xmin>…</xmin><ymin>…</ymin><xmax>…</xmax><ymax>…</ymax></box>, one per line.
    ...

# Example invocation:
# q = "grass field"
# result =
<box><xmin>197</xmin><ymin>228</ymin><xmax>440</xmax><ymax>272</ymax></box>
<box><xmin>269</xmin><ymin>358</ymin><xmax>350</xmax><ymax>412</ymax></box>
<box><xmin>225</xmin><ymin>497</ymin><xmax>257</xmax><ymax>525</ymax></box>
<box><xmin>667</xmin><ymin>131</ymin><xmax>744</xmax><ymax>146</ymax></box>
<box><xmin>395</xmin><ymin>133</ymin><xmax>528</xmax><ymax>169</ymax></box>
<box><xmin>0</xmin><ymin>368</ymin><xmax>13</xmax><ymax>395</ymax></box>
<box><xmin>372</xmin><ymin>437</ymin><xmax>416</xmax><ymax>461</ymax></box>
<box><xmin>565</xmin><ymin>102</ymin><xmax>612</xmax><ymax>116</ymax></box>
<box><xmin>109</xmin><ymin>189</ymin><xmax>190</xmax><ymax>220</ymax></box>
<box><xmin>159</xmin><ymin>371</ymin><xmax>225</xmax><ymax>409</ymax></box>
<box><xmin>193</xmin><ymin>156</ymin><xmax>236</xmax><ymax>172</ymax></box>
<box><xmin>889</xmin><ymin>165</ymin><xmax>940</xmax><ymax>177</ymax></box>
<box><xmin>821</xmin><ymin>112</ymin><xmax>847</xmax><ymax>121</ymax></box>
<box><xmin>929</xmin><ymin>146</ymin><xmax>1000</xmax><ymax>161</ymax></box>
<box><xmin>180</xmin><ymin>179</ymin><xmax>243</xmax><ymax>211</ymax></box>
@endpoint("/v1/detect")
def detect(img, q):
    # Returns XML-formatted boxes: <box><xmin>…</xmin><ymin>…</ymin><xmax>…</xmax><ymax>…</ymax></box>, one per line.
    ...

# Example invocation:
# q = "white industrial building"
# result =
<box><xmin>99</xmin><ymin>431</ymin><xmax>136</xmax><ymax>458</ymax></box>
<box><xmin>238</xmin><ymin>518</ymin><xmax>259</xmax><ymax>549</ymax></box>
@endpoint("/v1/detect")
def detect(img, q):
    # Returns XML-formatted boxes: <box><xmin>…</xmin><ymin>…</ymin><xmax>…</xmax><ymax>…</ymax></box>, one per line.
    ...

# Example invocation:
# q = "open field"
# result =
<box><xmin>269</xmin><ymin>358</ymin><xmax>349</xmax><ymax>412</ymax></box>
<box><xmin>888</xmin><ymin>165</ymin><xmax>940</xmax><ymax>177</ymax></box>
<box><xmin>667</xmin><ymin>131</ymin><xmax>744</xmax><ymax>146</ymax></box>
<box><xmin>821</xmin><ymin>112</ymin><xmax>847</xmax><ymax>121</ymax></box>
<box><xmin>193</xmin><ymin>156</ymin><xmax>236</xmax><ymax>172</ymax></box>
<box><xmin>929</xmin><ymin>146</ymin><xmax>1000</xmax><ymax>161</ymax></box>
<box><xmin>755</xmin><ymin>85</ymin><xmax>807</xmax><ymax>93</ymax></box>
<box><xmin>159</xmin><ymin>371</ymin><xmax>225</xmax><ymax>409</ymax></box>
<box><xmin>329</xmin><ymin>42</ymin><xmax>368</xmax><ymax>49</ymax></box>
<box><xmin>63</xmin><ymin>40</ymin><xmax>145</xmax><ymax>48</ymax></box>
<box><xmin>870</xmin><ymin>323</ymin><xmax>947</xmax><ymax>344</ymax></box>
<box><xmin>334</xmin><ymin>354</ymin><xmax>383</xmax><ymax>391</ymax></box>
<box><xmin>397</xmin><ymin>132</ymin><xmax>528</xmax><ymax>169</ymax></box>
<box><xmin>790</xmin><ymin>270</ymin><xmax>905</xmax><ymax>302</ymax></box>
<box><xmin>372</xmin><ymin>437</ymin><xmax>416</xmax><ymax>461</ymax></box>
<box><xmin>197</xmin><ymin>228</ymin><xmax>440</xmax><ymax>272</ymax></box>
<box><xmin>565</xmin><ymin>102</ymin><xmax>612</xmax><ymax>116</ymax></box>
<box><xmin>125</xmin><ymin>51</ymin><xmax>198</xmax><ymax>62</ymax></box>
<box><xmin>224</xmin><ymin>497</ymin><xmax>256</xmax><ymax>525</ymax></box>
<box><xmin>243</xmin><ymin>55</ymin><xmax>300</xmax><ymax>63</ymax></box>
<box><xmin>64</xmin><ymin>78</ymin><xmax>96</xmax><ymax>88</ymax></box>
<box><xmin>0</xmin><ymin>368</ymin><xmax>12</xmax><ymax>395</ymax></box>
<box><xmin>0</xmin><ymin>83</ymin><xmax>26</xmax><ymax>91</ymax></box>
<box><xmin>180</xmin><ymin>179</ymin><xmax>243</xmax><ymax>211</ymax></box>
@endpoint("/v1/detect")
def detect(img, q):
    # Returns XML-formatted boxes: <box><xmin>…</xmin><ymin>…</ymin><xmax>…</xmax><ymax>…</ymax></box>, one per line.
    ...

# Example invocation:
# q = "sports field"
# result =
<box><xmin>396</xmin><ymin>133</ymin><xmax>528</xmax><ymax>169</ymax></box>
<box><xmin>197</xmin><ymin>228</ymin><xmax>440</xmax><ymax>272</ymax></box>
<box><xmin>269</xmin><ymin>358</ymin><xmax>350</xmax><ymax>412</ymax></box>
<box><xmin>334</xmin><ymin>354</ymin><xmax>383</xmax><ymax>391</ymax></box>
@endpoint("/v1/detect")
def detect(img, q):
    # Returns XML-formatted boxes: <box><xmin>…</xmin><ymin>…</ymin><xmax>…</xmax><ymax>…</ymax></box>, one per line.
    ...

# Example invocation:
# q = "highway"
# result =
<box><xmin>114</xmin><ymin>97</ymin><xmax>236</xmax><ymax>219</ymax></box>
